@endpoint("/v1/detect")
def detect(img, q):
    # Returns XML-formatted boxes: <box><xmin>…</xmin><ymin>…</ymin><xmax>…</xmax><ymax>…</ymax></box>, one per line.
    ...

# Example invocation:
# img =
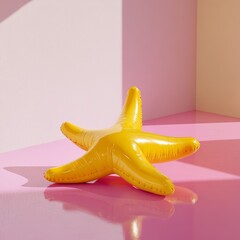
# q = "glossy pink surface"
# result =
<box><xmin>1</xmin><ymin>111</ymin><xmax>240</xmax><ymax>240</ymax></box>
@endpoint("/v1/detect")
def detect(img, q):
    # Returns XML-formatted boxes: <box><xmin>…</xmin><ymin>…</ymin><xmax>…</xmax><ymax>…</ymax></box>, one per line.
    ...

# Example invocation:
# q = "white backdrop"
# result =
<box><xmin>0</xmin><ymin>0</ymin><xmax>122</xmax><ymax>152</ymax></box>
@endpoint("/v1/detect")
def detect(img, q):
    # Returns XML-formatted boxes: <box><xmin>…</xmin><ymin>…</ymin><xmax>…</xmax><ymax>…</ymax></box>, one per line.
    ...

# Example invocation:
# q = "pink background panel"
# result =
<box><xmin>0</xmin><ymin>0</ymin><xmax>31</xmax><ymax>22</ymax></box>
<box><xmin>123</xmin><ymin>0</ymin><xmax>197</xmax><ymax>120</ymax></box>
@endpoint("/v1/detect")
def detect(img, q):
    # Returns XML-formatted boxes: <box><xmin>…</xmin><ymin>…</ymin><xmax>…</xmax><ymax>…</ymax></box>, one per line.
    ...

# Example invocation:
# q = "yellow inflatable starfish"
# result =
<box><xmin>44</xmin><ymin>87</ymin><xmax>200</xmax><ymax>195</ymax></box>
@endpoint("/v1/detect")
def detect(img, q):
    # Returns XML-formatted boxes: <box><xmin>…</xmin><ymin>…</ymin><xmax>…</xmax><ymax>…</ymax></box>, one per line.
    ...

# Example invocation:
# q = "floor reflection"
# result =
<box><xmin>3</xmin><ymin>166</ymin><xmax>198</xmax><ymax>240</ymax></box>
<box><xmin>44</xmin><ymin>176</ymin><xmax>197</xmax><ymax>239</ymax></box>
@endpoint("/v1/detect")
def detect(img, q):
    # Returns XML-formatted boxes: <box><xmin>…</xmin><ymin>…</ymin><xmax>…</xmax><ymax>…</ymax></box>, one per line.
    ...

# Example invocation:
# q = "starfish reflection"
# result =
<box><xmin>44</xmin><ymin>176</ymin><xmax>197</xmax><ymax>239</ymax></box>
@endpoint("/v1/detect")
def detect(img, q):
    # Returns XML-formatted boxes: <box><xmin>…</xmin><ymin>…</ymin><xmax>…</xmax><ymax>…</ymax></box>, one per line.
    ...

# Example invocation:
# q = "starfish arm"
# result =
<box><xmin>114</xmin><ymin>87</ymin><xmax>142</xmax><ymax>130</ymax></box>
<box><xmin>44</xmin><ymin>143</ymin><xmax>112</xmax><ymax>183</ymax></box>
<box><xmin>112</xmin><ymin>141</ymin><xmax>174</xmax><ymax>195</ymax></box>
<box><xmin>134</xmin><ymin>132</ymin><xmax>200</xmax><ymax>163</ymax></box>
<box><xmin>61</xmin><ymin>122</ymin><xmax>114</xmax><ymax>151</ymax></box>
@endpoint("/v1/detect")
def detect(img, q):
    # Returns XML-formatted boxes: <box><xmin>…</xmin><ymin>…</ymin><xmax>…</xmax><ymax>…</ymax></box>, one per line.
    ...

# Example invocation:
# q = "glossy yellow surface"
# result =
<box><xmin>44</xmin><ymin>87</ymin><xmax>200</xmax><ymax>195</ymax></box>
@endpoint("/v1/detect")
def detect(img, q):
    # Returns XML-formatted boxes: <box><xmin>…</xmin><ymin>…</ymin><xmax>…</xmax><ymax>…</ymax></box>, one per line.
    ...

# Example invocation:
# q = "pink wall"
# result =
<box><xmin>0</xmin><ymin>0</ymin><xmax>122</xmax><ymax>152</ymax></box>
<box><xmin>123</xmin><ymin>0</ymin><xmax>197</xmax><ymax>120</ymax></box>
<box><xmin>0</xmin><ymin>0</ymin><xmax>31</xmax><ymax>22</ymax></box>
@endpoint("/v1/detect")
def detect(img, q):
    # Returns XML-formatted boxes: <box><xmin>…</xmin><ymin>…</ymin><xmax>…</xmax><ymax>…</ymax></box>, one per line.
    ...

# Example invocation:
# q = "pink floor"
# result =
<box><xmin>1</xmin><ymin>111</ymin><xmax>240</xmax><ymax>240</ymax></box>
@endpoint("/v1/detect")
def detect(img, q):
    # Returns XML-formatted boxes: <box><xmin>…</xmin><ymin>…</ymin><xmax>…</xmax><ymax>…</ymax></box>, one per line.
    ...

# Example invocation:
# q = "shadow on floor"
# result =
<box><xmin>4</xmin><ymin>166</ymin><xmax>52</xmax><ymax>187</ymax></box>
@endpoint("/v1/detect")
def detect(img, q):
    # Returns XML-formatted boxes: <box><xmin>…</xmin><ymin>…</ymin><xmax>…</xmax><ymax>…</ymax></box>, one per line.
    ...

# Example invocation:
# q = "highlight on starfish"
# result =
<box><xmin>44</xmin><ymin>86</ymin><xmax>200</xmax><ymax>196</ymax></box>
